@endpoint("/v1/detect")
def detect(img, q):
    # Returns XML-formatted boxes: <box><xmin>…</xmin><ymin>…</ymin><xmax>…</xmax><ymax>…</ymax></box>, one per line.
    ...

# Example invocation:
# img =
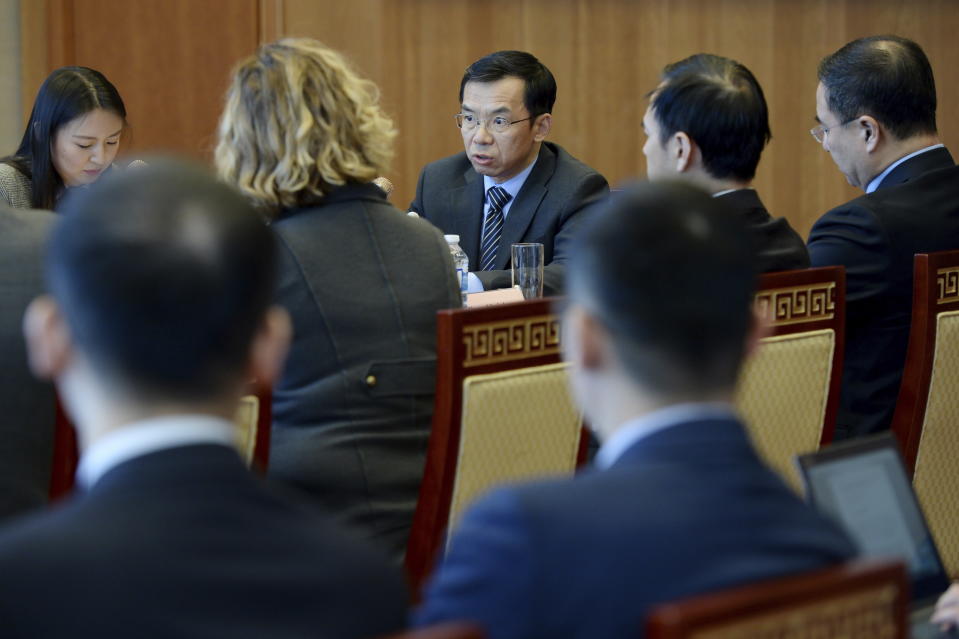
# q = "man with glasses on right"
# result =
<box><xmin>808</xmin><ymin>35</ymin><xmax>959</xmax><ymax>439</ymax></box>
<box><xmin>410</xmin><ymin>50</ymin><xmax>608</xmax><ymax>295</ymax></box>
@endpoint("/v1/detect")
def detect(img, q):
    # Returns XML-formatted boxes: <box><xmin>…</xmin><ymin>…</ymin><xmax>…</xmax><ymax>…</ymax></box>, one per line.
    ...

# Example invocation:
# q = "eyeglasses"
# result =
<box><xmin>810</xmin><ymin>117</ymin><xmax>857</xmax><ymax>144</ymax></box>
<box><xmin>454</xmin><ymin>113</ymin><xmax>534</xmax><ymax>133</ymax></box>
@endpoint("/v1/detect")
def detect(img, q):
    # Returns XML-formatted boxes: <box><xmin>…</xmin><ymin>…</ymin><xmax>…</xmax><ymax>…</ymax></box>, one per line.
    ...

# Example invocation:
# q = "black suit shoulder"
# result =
<box><xmin>716</xmin><ymin>190</ymin><xmax>809</xmax><ymax>272</ymax></box>
<box><xmin>0</xmin><ymin>445</ymin><xmax>408</xmax><ymax>639</ymax></box>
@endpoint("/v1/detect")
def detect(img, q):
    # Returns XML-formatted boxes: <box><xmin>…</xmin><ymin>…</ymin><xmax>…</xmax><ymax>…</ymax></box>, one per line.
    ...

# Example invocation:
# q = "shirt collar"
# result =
<box><xmin>76</xmin><ymin>414</ymin><xmax>237</xmax><ymax>489</ymax></box>
<box><xmin>594</xmin><ymin>402</ymin><xmax>737</xmax><ymax>470</ymax></box>
<box><xmin>712</xmin><ymin>188</ymin><xmax>750</xmax><ymax>198</ymax></box>
<box><xmin>865</xmin><ymin>144</ymin><xmax>945</xmax><ymax>194</ymax></box>
<box><xmin>483</xmin><ymin>156</ymin><xmax>538</xmax><ymax>203</ymax></box>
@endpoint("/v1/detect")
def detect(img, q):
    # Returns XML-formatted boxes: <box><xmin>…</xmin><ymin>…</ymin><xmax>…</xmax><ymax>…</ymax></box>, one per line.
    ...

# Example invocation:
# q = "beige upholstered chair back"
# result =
<box><xmin>234</xmin><ymin>395</ymin><xmax>261</xmax><ymax>465</ymax></box>
<box><xmin>646</xmin><ymin>560</ymin><xmax>908</xmax><ymax>639</ymax></box>
<box><xmin>447</xmin><ymin>362</ymin><xmax>582</xmax><ymax>532</ymax></box>
<box><xmin>892</xmin><ymin>251</ymin><xmax>959</xmax><ymax>578</ymax></box>
<box><xmin>733</xmin><ymin>267</ymin><xmax>845</xmax><ymax>492</ymax></box>
<box><xmin>912</xmin><ymin>311</ymin><xmax>959</xmax><ymax>577</ymax></box>
<box><xmin>735</xmin><ymin>330</ymin><xmax>835</xmax><ymax>491</ymax></box>
<box><xmin>406</xmin><ymin>298</ymin><xmax>588</xmax><ymax>596</ymax></box>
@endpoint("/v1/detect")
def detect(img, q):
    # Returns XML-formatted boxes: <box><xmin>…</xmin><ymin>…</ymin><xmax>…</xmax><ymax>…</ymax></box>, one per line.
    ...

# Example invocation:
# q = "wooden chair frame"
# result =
<box><xmin>646</xmin><ymin>559</ymin><xmax>908</xmax><ymax>639</ymax></box>
<box><xmin>405</xmin><ymin>297</ymin><xmax>588</xmax><ymax>596</ymax></box>
<box><xmin>752</xmin><ymin>265</ymin><xmax>846</xmax><ymax>446</ymax></box>
<box><xmin>891</xmin><ymin>250</ymin><xmax>959</xmax><ymax>474</ymax></box>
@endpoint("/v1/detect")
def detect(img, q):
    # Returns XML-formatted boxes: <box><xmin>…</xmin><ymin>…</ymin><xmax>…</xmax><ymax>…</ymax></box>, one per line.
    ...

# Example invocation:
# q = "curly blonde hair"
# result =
<box><xmin>215</xmin><ymin>38</ymin><xmax>396</xmax><ymax>215</ymax></box>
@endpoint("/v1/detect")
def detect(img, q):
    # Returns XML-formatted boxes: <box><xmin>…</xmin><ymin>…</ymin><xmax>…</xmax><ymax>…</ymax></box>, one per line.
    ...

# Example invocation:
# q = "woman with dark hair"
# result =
<box><xmin>0</xmin><ymin>66</ymin><xmax>127</xmax><ymax>210</ymax></box>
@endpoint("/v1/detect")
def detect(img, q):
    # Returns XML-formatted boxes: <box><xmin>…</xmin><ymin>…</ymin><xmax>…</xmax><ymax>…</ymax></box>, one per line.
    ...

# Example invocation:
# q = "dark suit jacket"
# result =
<box><xmin>716</xmin><ymin>189</ymin><xmax>810</xmax><ymax>273</ymax></box>
<box><xmin>409</xmin><ymin>141</ymin><xmax>609</xmax><ymax>294</ymax></box>
<box><xmin>0</xmin><ymin>205</ymin><xmax>55</xmax><ymax>521</ymax></box>
<box><xmin>808</xmin><ymin>147</ymin><xmax>959</xmax><ymax>438</ymax></box>
<box><xmin>416</xmin><ymin>417</ymin><xmax>855</xmax><ymax>639</ymax></box>
<box><xmin>270</xmin><ymin>182</ymin><xmax>460</xmax><ymax>560</ymax></box>
<box><xmin>0</xmin><ymin>444</ymin><xmax>407</xmax><ymax>638</ymax></box>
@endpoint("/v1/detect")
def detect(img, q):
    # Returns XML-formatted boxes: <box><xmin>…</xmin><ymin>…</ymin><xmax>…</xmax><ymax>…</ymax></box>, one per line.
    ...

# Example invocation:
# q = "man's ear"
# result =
<box><xmin>532</xmin><ymin>112</ymin><xmax>552</xmax><ymax>142</ymax></box>
<box><xmin>563</xmin><ymin>304</ymin><xmax>609</xmax><ymax>373</ymax></box>
<box><xmin>674</xmin><ymin>131</ymin><xmax>693</xmax><ymax>173</ymax></box>
<box><xmin>859</xmin><ymin>116</ymin><xmax>882</xmax><ymax>153</ymax></box>
<box><xmin>247</xmin><ymin>306</ymin><xmax>292</xmax><ymax>388</ymax></box>
<box><xmin>22</xmin><ymin>295</ymin><xmax>73</xmax><ymax>380</ymax></box>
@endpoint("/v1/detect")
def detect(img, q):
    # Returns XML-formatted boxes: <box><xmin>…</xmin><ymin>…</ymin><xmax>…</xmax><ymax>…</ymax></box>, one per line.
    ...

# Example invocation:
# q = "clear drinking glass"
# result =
<box><xmin>511</xmin><ymin>243</ymin><xmax>545</xmax><ymax>299</ymax></box>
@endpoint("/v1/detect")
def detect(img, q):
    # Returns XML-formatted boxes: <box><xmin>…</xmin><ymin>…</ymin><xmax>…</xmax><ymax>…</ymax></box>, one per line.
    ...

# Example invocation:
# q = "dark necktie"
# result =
<box><xmin>479</xmin><ymin>186</ymin><xmax>512</xmax><ymax>272</ymax></box>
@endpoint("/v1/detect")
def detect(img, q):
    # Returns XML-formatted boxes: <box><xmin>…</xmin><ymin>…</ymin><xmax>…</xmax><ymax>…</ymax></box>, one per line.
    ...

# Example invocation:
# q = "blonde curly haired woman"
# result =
<box><xmin>217</xmin><ymin>38</ymin><xmax>459</xmax><ymax>560</ymax></box>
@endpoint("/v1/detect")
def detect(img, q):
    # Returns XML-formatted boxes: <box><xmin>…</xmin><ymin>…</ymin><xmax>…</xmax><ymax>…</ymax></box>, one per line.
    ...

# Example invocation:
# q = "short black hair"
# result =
<box><xmin>459</xmin><ymin>50</ymin><xmax>556</xmax><ymax>118</ymax></box>
<box><xmin>568</xmin><ymin>181</ymin><xmax>758</xmax><ymax>396</ymax></box>
<box><xmin>651</xmin><ymin>54</ymin><xmax>771</xmax><ymax>182</ymax></box>
<box><xmin>818</xmin><ymin>35</ymin><xmax>937</xmax><ymax>140</ymax></box>
<box><xmin>3</xmin><ymin>66</ymin><xmax>127</xmax><ymax>210</ymax></box>
<box><xmin>50</xmin><ymin>159</ymin><xmax>276</xmax><ymax>401</ymax></box>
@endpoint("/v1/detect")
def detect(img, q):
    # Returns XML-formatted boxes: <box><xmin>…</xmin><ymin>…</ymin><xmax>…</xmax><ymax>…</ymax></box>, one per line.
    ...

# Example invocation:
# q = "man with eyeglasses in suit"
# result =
<box><xmin>409</xmin><ymin>50</ymin><xmax>608</xmax><ymax>296</ymax></box>
<box><xmin>807</xmin><ymin>35</ymin><xmax>959</xmax><ymax>439</ymax></box>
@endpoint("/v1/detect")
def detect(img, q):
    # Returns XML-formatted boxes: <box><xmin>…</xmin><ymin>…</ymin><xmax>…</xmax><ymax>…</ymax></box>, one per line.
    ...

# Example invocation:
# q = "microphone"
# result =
<box><xmin>372</xmin><ymin>177</ymin><xmax>394</xmax><ymax>196</ymax></box>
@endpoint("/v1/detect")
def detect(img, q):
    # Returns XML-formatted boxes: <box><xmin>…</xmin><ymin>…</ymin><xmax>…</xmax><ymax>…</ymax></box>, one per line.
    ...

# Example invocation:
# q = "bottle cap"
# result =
<box><xmin>444</xmin><ymin>234</ymin><xmax>460</xmax><ymax>243</ymax></box>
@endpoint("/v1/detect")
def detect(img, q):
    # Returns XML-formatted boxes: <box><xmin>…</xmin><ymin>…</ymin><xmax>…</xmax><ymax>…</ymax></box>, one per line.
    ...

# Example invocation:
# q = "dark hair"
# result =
<box><xmin>818</xmin><ymin>35</ymin><xmax>937</xmax><ymax>139</ymax></box>
<box><xmin>2</xmin><ymin>66</ymin><xmax>127</xmax><ymax>210</ymax></box>
<box><xmin>568</xmin><ymin>181</ymin><xmax>758</xmax><ymax>396</ymax></box>
<box><xmin>50</xmin><ymin>159</ymin><xmax>276</xmax><ymax>402</ymax></box>
<box><xmin>459</xmin><ymin>50</ymin><xmax>556</xmax><ymax>119</ymax></box>
<box><xmin>651</xmin><ymin>54</ymin><xmax>771</xmax><ymax>182</ymax></box>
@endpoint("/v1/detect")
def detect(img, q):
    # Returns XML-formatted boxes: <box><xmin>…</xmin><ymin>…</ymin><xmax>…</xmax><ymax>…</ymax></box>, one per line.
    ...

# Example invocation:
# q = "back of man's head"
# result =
<box><xmin>652</xmin><ymin>54</ymin><xmax>771</xmax><ymax>182</ymax></box>
<box><xmin>818</xmin><ymin>35</ymin><xmax>937</xmax><ymax>140</ymax></box>
<box><xmin>459</xmin><ymin>50</ymin><xmax>557</xmax><ymax>117</ymax></box>
<box><xmin>49</xmin><ymin>159</ymin><xmax>276</xmax><ymax>403</ymax></box>
<box><xmin>568</xmin><ymin>181</ymin><xmax>758</xmax><ymax>398</ymax></box>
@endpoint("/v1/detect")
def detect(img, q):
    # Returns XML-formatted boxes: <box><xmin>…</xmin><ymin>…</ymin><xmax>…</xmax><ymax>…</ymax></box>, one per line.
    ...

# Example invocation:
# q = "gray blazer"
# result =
<box><xmin>269</xmin><ymin>182</ymin><xmax>459</xmax><ymax>560</ymax></box>
<box><xmin>0</xmin><ymin>163</ymin><xmax>33</xmax><ymax>210</ymax></box>
<box><xmin>0</xmin><ymin>204</ymin><xmax>56</xmax><ymax>521</ymax></box>
<box><xmin>410</xmin><ymin>142</ymin><xmax>609</xmax><ymax>295</ymax></box>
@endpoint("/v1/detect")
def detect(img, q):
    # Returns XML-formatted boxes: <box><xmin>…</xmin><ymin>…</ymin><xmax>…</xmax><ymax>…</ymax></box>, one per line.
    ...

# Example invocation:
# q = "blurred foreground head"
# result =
<box><xmin>564</xmin><ymin>181</ymin><xmax>758</xmax><ymax>427</ymax></box>
<box><xmin>25</xmin><ymin>159</ymin><xmax>288</xmax><ymax>414</ymax></box>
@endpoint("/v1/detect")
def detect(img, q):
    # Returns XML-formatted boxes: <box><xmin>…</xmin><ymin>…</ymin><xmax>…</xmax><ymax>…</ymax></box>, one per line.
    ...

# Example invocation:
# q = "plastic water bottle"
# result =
<box><xmin>445</xmin><ymin>234</ymin><xmax>469</xmax><ymax>306</ymax></box>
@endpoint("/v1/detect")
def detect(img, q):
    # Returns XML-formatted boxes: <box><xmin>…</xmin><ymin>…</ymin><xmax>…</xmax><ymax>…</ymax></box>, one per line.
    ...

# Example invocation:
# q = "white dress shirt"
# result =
<box><xmin>467</xmin><ymin>157</ymin><xmax>539</xmax><ymax>292</ymax></box>
<box><xmin>76</xmin><ymin>414</ymin><xmax>237</xmax><ymax>489</ymax></box>
<box><xmin>594</xmin><ymin>402</ymin><xmax>738</xmax><ymax>470</ymax></box>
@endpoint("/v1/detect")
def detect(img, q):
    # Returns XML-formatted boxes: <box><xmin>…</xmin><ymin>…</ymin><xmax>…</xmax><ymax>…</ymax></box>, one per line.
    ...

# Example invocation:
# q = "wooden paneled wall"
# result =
<box><xmin>20</xmin><ymin>0</ymin><xmax>959</xmax><ymax>237</ymax></box>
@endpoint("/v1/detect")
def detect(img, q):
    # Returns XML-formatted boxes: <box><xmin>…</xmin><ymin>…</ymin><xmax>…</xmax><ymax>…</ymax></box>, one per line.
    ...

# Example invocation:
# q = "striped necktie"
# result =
<box><xmin>479</xmin><ymin>185</ymin><xmax>512</xmax><ymax>272</ymax></box>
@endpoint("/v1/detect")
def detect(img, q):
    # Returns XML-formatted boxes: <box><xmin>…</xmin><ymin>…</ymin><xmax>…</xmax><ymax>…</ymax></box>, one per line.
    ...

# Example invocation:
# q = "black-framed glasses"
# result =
<box><xmin>454</xmin><ymin>113</ymin><xmax>534</xmax><ymax>133</ymax></box>
<box><xmin>810</xmin><ymin>117</ymin><xmax>858</xmax><ymax>144</ymax></box>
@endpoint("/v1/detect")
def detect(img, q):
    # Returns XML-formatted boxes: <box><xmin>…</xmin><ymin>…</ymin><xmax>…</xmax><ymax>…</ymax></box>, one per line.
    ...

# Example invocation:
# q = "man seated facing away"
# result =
<box><xmin>0</xmin><ymin>161</ymin><xmax>407</xmax><ymax>638</ymax></box>
<box><xmin>415</xmin><ymin>182</ymin><xmax>855</xmax><ymax>639</ymax></box>
<box><xmin>642</xmin><ymin>53</ymin><xmax>809</xmax><ymax>273</ymax></box>
<box><xmin>410</xmin><ymin>50</ymin><xmax>609</xmax><ymax>295</ymax></box>
<box><xmin>808</xmin><ymin>35</ymin><xmax>959</xmax><ymax>439</ymax></box>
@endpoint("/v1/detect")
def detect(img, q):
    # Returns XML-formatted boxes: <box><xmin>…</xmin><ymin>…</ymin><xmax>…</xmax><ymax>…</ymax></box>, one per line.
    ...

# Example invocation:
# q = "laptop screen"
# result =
<box><xmin>797</xmin><ymin>433</ymin><xmax>950</xmax><ymax>604</ymax></box>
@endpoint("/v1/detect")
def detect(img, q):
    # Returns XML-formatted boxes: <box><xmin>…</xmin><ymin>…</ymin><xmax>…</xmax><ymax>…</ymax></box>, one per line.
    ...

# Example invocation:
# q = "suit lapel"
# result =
<box><xmin>877</xmin><ymin>146</ymin><xmax>955</xmax><ymax>190</ymax></box>
<box><xmin>494</xmin><ymin>144</ymin><xmax>556</xmax><ymax>270</ymax></box>
<box><xmin>448</xmin><ymin>168</ymin><xmax>485</xmax><ymax>269</ymax></box>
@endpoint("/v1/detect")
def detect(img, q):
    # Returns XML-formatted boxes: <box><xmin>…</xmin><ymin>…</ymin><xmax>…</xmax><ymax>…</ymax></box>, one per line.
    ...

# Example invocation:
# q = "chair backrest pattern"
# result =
<box><xmin>447</xmin><ymin>362</ymin><xmax>582</xmax><ymax>534</ymax></box>
<box><xmin>734</xmin><ymin>330</ymin><xmax>835</xmax><ymax>490</ymax></box>
<box><xmin>646</xmin><ymin>560</ymin><xmax>907</xmax><ymax>639</ymax></box>
<box><xmin>406</xmin><ymin>299</ymin><xmax>587</xmax><ymax>596</ymax></box>
<box><xmin>891</xmin><ymin>251</ymin><xmax>959</xmax><ymax>579</ymax></box>
<box><xmin>734</xmin><ymin>267</ymin><xmax>845</xmax><ymax>491</ymax></box>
